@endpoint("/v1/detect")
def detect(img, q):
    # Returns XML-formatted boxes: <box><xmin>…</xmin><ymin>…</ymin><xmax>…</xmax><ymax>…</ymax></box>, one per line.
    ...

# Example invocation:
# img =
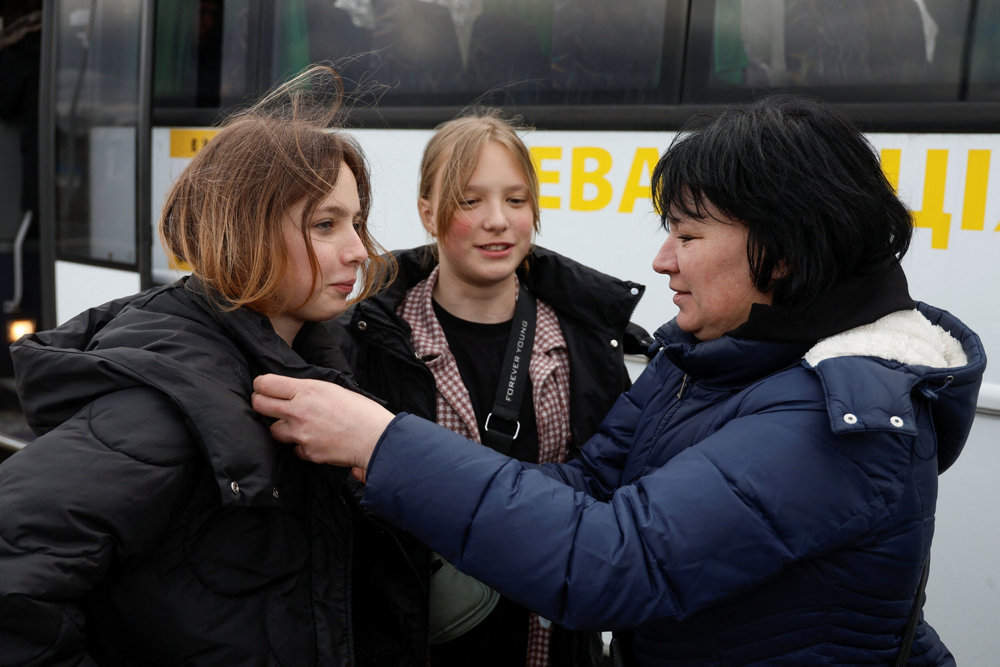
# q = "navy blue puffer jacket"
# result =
<box><xmin>356</xmin><ymin>302</ymin><xmax>984</xmax><ymax>666</ymax></box>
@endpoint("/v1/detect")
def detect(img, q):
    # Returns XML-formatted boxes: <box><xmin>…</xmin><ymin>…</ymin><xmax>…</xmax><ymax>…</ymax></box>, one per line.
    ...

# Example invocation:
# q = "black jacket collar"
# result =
<box><xmin>12</xmin><ymin>276</ymin><xmax>357</xmax><ymax>505</ymax></box>
<box><xmin>730</xmin><ymin>261</ymin><xmax>914</xmax><ymax>343</ymax></box>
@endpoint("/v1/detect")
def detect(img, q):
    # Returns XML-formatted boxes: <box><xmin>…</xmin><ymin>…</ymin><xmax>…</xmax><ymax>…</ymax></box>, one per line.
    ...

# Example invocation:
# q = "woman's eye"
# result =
<box><xmin>459</xmin><ymin>198</ymin><xmax>478</xmax><ymax>208</ymax></box>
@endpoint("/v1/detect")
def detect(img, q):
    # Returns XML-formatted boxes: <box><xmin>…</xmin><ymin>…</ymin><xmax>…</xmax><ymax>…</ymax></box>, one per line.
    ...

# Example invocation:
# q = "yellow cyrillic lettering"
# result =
<box><xmin>962</xmin><ymin>150</ymin><xmax>989</xmax><ymax>231</ymax></box>
<box><xmin>529</xmin><ymin>146</ymin><xmax>562</xmax><ymax>210</ymax></box>
<box><xmin>570</xmin><ymin>147</ymin><xmax>613</xmax><ymax>212</ymax></box>
<box><xmin>618</xmin><ymin>148</ymin><xmax>659</xmax><ymax>214</ymax></box>
<box><xmin>880</xmin><ymin>149</ymin><xmax>901</xmax><ymax>192</ymax></box>
<box><xmin>912</xmin><ymin>149</ymin><xmax>951</xmax><ymax>250</ymax></box>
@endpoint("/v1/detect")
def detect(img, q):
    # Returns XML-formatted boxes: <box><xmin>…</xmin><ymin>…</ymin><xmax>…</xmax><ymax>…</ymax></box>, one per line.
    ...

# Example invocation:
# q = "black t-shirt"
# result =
<box><xmin>429</xmin><ymin>300</ymin><xmax>535</xmax><ymax>664</ymax></box>
<box><xmin>432</xmin><ymin>300</ymin><xmax>539</xmax><ymax>463</ymax></box>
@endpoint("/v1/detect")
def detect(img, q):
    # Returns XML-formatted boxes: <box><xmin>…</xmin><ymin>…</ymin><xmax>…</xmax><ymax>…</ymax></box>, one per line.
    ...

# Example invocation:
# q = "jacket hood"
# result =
<box><xmin>653</xmin><ymin>302</ymin><xmax>985</xmax><ymax>474</ymax></box>
<box><xmin>522</xmin><ymin>246</ymin><xmax>645</xmax><ymax>340</ymax></box>
<box><xmin>804</xmin><ymin>303</ymin><xmax>985</xmax><ymax>473</ymax></box>
<box><xmin>11</xmin><ymin>277</ymin><xmax>356</xmax><ymax>504</ymax></box>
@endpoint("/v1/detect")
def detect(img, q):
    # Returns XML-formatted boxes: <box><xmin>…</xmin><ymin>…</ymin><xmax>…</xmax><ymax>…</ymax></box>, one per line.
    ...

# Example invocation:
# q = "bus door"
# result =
<box><xmin>38</xmin><ymin>0</ymin><xmax>153</xmax><ymax>329</ymax></box>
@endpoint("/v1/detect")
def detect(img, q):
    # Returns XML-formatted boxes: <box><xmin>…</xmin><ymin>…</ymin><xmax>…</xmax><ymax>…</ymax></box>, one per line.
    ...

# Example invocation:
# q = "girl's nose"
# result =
<box><xmin>481</xmin><ymin>199</ymin><xmax>510</xmax><ymax>231</ymax></box>
<box><xmin>342</xmin><ymin>227</ymin><xmax>368</xmax><ymax>265</ymax></box>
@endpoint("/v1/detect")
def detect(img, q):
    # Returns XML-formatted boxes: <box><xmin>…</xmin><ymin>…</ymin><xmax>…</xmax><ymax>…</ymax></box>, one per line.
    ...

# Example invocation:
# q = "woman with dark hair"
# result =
<box><xmin>0</xmin><ymin>66</ymin><xmax>424</xmax><ymax>665</ymax></box>
<box><xmin>253</xmin><ymin>95</ymin><xmax>984</xmax><ymax>666</ymax></box>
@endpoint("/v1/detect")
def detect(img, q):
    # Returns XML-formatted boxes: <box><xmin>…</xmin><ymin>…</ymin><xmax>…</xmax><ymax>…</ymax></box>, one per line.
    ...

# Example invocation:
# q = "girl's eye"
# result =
<box><xmin>508</xmin><ymin>197</ymin><xmax>527</xmax><ymax>205</ymax></box>
<box><xmin>309</xmin><ymin>220</ymin><xmax>336</xmax><ymax>240</ymax></box>
<box><xmin>352</xmin><ymin>221</ymin><xmax>363</xmax><ymax>234</ymax></box>
<box><xmin>459</xmin><ymin>198</ymin><xmax>479</xmax><ymax>208</ymax></box>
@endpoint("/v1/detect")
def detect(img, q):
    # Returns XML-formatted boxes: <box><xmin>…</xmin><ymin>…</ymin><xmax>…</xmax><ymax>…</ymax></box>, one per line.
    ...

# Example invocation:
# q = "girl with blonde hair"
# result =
<box><xmin>335</xmin><ymin>108</ymin><xmax>646</xmax><ymax>667</ymax></box>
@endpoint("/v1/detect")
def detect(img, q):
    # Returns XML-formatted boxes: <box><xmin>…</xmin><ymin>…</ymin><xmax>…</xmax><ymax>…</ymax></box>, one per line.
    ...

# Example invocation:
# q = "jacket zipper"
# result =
<box><xmin>340</xmin><ymin>491</ymin><xmax>355</xmax><ymax>665</ymax></box>
<box><xmin>676</xmin><ymin>373</ymin><xmax>689</xmax><ymax>399</ymax></box>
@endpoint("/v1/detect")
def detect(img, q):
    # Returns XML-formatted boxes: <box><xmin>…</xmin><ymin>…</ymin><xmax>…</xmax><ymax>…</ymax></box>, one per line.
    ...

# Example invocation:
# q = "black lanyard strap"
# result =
<box><xmin>482</xmin><ymin>285</ymin><xmax>536</xmax><ymax>454</ymax></box>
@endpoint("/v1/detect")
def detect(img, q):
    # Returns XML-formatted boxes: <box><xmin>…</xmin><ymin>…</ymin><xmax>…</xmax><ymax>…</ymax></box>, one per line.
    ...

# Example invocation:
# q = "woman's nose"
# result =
<box><xmin>651</xmin><ymin>237</ymin><xmax>676</xmax><ymax>275</ymax></box>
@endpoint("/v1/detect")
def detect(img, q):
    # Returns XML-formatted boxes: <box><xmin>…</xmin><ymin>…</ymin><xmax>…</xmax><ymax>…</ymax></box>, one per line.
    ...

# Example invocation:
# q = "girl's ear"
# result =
<box><xmin>418</xmin><ymin>197</ymin><xmax>437</xmax><ymax>237</ymax></box>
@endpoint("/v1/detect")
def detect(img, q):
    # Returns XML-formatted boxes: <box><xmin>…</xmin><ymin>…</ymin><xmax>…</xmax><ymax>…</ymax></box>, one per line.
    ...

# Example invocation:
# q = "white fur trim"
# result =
<box><xmin>804</xmin><ymin>309</ymin><xmax>967</xmax><ymax>369</ymax></box>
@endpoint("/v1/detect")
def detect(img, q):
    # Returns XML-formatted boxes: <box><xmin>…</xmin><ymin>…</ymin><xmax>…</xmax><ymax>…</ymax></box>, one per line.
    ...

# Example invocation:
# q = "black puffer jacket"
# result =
<box><xmin>331</xmin><ymin>245</ymin><xmax>645</xmax><ymax>666</ymax></box>
<box><xmin>0</xmin><ymin>277</ymin><xmax>426</xmax><ymax>666</ymax></box>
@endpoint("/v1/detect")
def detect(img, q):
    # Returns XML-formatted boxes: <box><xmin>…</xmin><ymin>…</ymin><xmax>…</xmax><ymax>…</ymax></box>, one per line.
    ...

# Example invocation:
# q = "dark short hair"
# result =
<box><xmin>652</xmin><ymin>94</ymin><xmax>912</xmax><ymax>310</ymax></box>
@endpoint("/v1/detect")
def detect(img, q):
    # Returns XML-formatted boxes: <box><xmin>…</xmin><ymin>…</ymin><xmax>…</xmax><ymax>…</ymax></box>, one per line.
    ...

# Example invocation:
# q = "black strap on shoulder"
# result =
<box><xmin>895</xmin><ymin>555</ymin><xmax>931</xmax><ymax>667</ymax></box>
<box><xmin>482</xmin><ymin>285</ymin><xmax>536</xmax><ymax>455</ymax></box>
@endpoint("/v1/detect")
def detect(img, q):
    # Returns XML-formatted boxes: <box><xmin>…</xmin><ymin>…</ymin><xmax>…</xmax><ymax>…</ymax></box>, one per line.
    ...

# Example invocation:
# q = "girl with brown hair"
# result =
<box><xmin>0</xmin><ymin>66</ymin><xmax>423</xmax><ymax>665</ymax></box>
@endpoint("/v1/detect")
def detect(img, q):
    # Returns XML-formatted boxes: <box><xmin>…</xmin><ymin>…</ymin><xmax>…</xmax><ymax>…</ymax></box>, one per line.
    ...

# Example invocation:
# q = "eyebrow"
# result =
<box><xmin>315</xmin><ymin>204</ymin><xmax>360</xmax><ymax>220</ymax></box>
<box><xmin>462</xmin><ymin>183</ymin><xmax>529</xmax><ymax>194</ymax></box>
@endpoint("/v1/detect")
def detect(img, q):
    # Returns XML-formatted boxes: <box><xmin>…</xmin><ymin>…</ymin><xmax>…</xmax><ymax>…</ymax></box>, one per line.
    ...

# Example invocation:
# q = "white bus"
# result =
<box><xmin>4</xmin><ymin>0</ymin><xmax>998</xmax><ymax>661</ymax></box>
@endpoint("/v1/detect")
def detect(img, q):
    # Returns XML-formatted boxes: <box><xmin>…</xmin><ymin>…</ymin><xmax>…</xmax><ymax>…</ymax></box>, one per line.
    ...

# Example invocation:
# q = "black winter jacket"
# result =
<box><xmin>0</xmin><ymin>277</ymin><xmax>426</xmax><ymax>666</ymax></box>
<box><xmin>330</xmin><ymin>246</ymin><xmax>645</xmax><ymax>666</ymax></box>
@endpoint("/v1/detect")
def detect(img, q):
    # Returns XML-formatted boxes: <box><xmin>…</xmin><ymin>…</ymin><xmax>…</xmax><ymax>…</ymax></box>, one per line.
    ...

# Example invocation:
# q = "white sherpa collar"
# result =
<box><xmin>804</xmin><ymin>309</ymin><xmax>967</xmax><ymax>369</ymax></box>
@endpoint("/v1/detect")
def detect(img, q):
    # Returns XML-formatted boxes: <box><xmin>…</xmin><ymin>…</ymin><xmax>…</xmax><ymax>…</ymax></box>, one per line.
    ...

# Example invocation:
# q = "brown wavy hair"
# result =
<box><xmin>159</xmin><ymin>65</ymin><xmax>394</xmax><ymax>315</ymax></box>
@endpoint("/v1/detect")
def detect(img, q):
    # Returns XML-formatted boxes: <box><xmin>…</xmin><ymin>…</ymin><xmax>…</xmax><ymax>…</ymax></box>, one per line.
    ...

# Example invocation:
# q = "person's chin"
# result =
<box><xmin>675</xmin><ymin>314</ymin><xmax>699</xmax><ymax>335</ymax></box>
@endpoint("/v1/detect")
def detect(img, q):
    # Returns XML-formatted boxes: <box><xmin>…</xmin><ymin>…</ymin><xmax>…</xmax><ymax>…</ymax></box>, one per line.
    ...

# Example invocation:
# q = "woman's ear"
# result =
<box><xmin>418</xmin><ymin>198</ymin><xmax>437</xmax><ymax>238</ymax></box>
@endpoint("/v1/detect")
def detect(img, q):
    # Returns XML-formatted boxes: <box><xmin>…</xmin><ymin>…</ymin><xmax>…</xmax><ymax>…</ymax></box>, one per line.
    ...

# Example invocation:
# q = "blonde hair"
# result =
<box><xmin>159</xmin><ymin>65</ymin><xmax>394</xmax><ymax>315</ymax></box>
<box><xmin>418</xmin><ymin>109</ymin><xmax>540</xmax><ymax>240</ymax></box>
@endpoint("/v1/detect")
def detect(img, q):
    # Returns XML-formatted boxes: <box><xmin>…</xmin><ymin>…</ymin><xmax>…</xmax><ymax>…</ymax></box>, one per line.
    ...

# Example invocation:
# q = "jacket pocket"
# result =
<box><xmin>183</xmin><ymin>507</ymin><xmax>307</xmax><ymax>595</ymax></box>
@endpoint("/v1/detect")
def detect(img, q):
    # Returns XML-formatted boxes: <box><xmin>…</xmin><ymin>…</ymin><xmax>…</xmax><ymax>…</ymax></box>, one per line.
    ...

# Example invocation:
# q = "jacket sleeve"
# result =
<box><xmin>534</xmin><ymin>351</ymin><xmax>667</xmax><ymax>499</ymax></box>
<box><xmin>361</xmin><ymin>387</ymin><xmax>910</xmax><ymax>631</ymax></box>
<box><xmin>0</xmin><ymin>389</ymin><xmax>199</xmax><ymax>666</ymax></box>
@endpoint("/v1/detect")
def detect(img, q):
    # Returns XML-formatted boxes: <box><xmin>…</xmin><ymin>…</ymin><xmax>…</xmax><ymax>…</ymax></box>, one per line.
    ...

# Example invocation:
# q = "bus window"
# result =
<box><xmin>968</xmin><ymin>0</ymin><xmax>1000</xmax><ymax>100</ymax></box>
<box><xmin>685</xmin><ymin>0</ymin><xmax>974</xmax><ymax>103</ymax></box>
<box><xmin>272</xmin><ymin>0</ymin><xmax>373</xmax><ymax>91</ymax></box>
<box><xmin>549</xmin><ymin>0</ymin><xmax>669</xmax><ymax>98</ymax></box>
<box><xmin>268</xmin><ymin>0</ymin><xmax>687</xmax><ymax>108</ymax></box>
<box><xmin>53</xmin><ymin>0</ymin><xmax>142</xmax><ymax>266</ymax></box>
<box><xmin>153</xmin><ymin>1</ymin><xmax>253</xmax><ymax>110</ymax></box>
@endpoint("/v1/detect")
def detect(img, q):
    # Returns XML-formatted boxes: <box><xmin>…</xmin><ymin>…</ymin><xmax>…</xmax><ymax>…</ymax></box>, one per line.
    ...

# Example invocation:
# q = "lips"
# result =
<box><xmin>477</xmin><ymin>243</ymin><xmax>513</xmax><ymax>251</ymax></box>
<box><xmin>330</xmin><ymin>279</ymin><xmax>356</xmax><ymax>294</ymax></box>
<box><xmin>670</xmin><ymin>285</ymin><xmax>690</xmax><ymax>307</ymax></box>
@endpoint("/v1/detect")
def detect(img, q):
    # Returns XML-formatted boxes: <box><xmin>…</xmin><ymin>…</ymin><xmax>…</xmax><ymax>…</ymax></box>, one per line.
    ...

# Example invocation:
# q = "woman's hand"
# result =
<box><xmin>251</xmin><ymin>374</ymin><xmax>393</xmax><ymax>471</ymax></box>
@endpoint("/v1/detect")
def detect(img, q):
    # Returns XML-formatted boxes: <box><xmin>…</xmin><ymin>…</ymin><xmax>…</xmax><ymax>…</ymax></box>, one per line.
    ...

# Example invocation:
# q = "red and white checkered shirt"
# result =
<box><xmin>398</xmin><ymin>266</ymin><xmax>571</xmax><ymax>667</ymax></box>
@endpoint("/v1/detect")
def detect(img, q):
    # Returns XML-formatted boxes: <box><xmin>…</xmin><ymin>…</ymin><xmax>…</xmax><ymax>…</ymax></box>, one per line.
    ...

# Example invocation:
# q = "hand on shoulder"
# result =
<box><xmin>251</xmin><ymin>374</ymin><xmax>393</xmax><ymax>471</ymax></box>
